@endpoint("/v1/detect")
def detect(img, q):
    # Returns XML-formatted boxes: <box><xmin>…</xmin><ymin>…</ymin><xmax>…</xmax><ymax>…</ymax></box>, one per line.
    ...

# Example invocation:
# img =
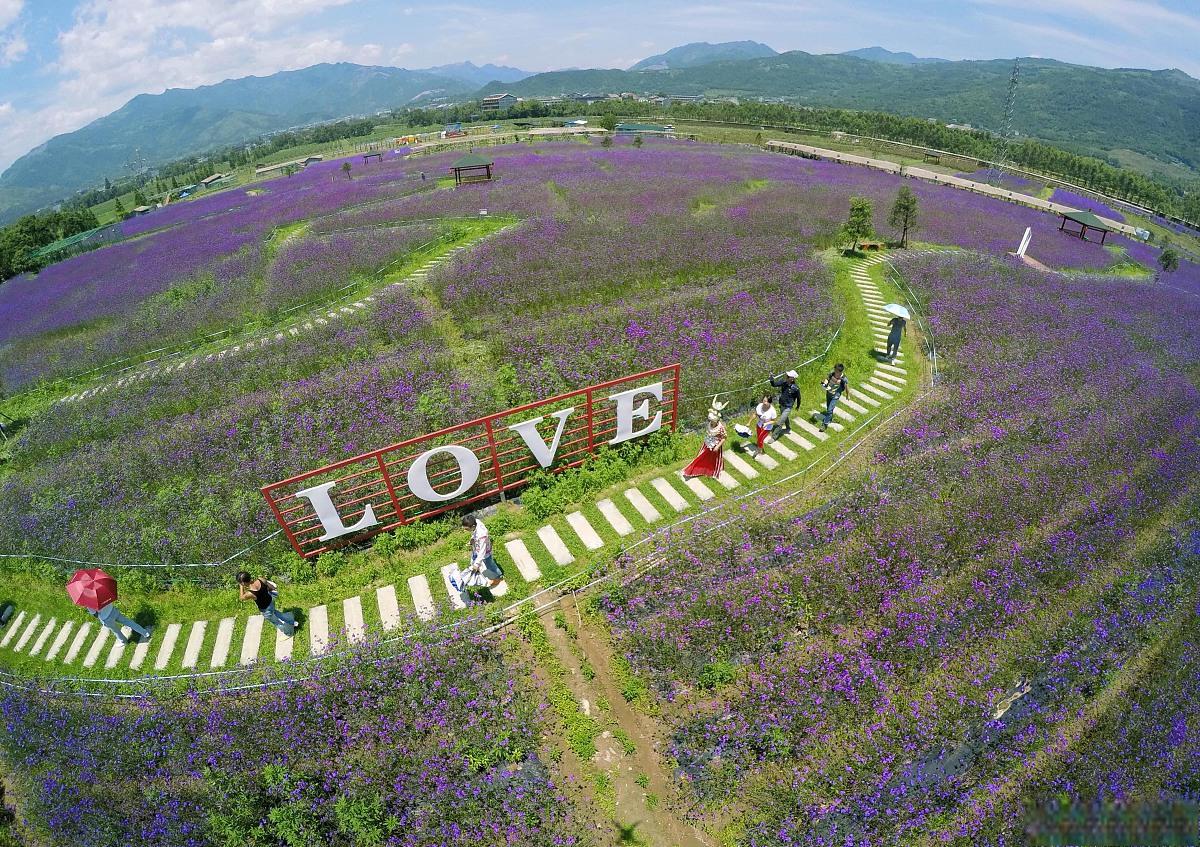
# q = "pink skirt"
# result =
<box><xmin>684</xmin><ymin>445</ymin><xmax>723</xmax><ymax>479</ymax></box>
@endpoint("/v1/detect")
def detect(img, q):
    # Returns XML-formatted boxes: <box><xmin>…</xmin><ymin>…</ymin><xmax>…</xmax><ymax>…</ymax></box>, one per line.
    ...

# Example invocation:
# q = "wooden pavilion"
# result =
<box><xmin>450</xmin><ymin>154</ymin><xmax>494</xmax><ymax>186</ymax></box>
<box><xmin>1059</xmin><ymin>209</ymin><xmax>1113</xmax><ymax>244</ymax></box>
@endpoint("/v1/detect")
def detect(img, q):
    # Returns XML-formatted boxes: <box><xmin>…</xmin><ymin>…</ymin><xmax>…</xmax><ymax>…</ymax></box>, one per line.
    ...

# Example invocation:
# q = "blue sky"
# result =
<box><xmin>0</xmin><ymin>0</ymin><xmax>1198</xmax><ymax>174</ymax></box>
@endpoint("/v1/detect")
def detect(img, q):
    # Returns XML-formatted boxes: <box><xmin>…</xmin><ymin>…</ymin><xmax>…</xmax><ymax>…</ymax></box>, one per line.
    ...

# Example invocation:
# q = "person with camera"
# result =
<box><xmin>237</xmin><ymin>571</ymin><xmax>296</xmax><ymax>636</ymax></box>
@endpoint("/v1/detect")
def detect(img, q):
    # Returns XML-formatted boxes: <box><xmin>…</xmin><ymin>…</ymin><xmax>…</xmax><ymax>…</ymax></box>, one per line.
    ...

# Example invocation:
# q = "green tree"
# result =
<box><xmin>841</xmin><ymin>196</ymin><xmax>874</xmax><ymax>251</ymax></box>
<box><xmin>887</xmin><ymin>185</ymin><xmax>919</xmax><ymax>248</ymax></box>
<box><xmin>132</xmin><ymin>189</ymin><xmax>147</xmax><ymax>207</ymax></box>
<box><xmin>1157</xmin><ymin>247</ymin><xmax>1180</xmax><ymax>281</ymax></box>
<box><xmin>112</xmin><ymin>196</ymin><xmax>127</xmax><ymax>220</ymax></box>
<box><xmin>599</xmin><ymin>114</ymin><xmax>617</xmax><ymax>131</ymax></box>
<box><xmin>341</xmin><ymin>161</ymin><xmax>352</xmax><ymax>180</ymax></box>
<box><xmin>600</xmin><ymin>135</ymin><xmax>613</xmax><ymax>148</ymax></box>
<box><xmin>633</xmin><ymin>135</ymin><xmax>643</xmax><ymax>148</ymax></box>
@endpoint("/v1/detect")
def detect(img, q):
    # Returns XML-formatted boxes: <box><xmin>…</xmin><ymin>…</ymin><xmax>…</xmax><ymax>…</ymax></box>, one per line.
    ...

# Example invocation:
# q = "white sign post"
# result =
<box><xmin>1016</xmin><ymin>227</ymin><xmax>1032</xmax><ymax>258</ymax></box>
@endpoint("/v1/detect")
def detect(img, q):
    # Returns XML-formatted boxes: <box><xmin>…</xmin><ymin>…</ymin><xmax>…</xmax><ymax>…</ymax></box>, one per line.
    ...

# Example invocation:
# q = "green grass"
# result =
<box><xmin>0</xmin><ymin>249</ymin><xmax>920</xmax><ymax>681</ymax></box>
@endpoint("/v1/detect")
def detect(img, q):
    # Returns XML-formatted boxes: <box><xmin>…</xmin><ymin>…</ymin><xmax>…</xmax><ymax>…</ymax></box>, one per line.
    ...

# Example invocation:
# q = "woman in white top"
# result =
<box><xmin>748</xmin><ymin>393</ymin><xmax>776</xmax><ymax>453</ymax></box>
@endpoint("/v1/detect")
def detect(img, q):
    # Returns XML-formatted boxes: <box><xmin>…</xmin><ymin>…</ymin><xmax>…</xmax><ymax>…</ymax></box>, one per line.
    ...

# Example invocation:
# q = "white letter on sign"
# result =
<box><xmin>408</xmin><ymin>445</ymin><xmax>481</xmax><ymax>502</ymax></box>
<box><xmin>608</xmin><ymin>382</ymin><xmax>663</xmax><ymax>445</ymax></box>
<box><xmin>293</xmin><ymin>481</ymin><xmax>380</xmax><ymax>541</ymax></box>
<box><xmin>508</xmin><ymin>407</ymin><xmax>575</xmax><ymax>468</ymax></box>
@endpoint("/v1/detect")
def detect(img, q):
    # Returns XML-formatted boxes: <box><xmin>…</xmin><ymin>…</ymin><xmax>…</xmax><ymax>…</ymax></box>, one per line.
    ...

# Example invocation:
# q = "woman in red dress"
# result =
<box><xmin>684</xmin><ymin>401</ymin><xmax>727</xmax><ymax>479</ymax></box>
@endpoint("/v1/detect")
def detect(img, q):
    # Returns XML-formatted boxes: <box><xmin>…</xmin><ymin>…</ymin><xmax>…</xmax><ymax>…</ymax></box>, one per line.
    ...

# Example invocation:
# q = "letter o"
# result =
<box><xmin>407</xmin><ymin>445</ymin><xmax>481</xmax><ymax>503</ymax></box>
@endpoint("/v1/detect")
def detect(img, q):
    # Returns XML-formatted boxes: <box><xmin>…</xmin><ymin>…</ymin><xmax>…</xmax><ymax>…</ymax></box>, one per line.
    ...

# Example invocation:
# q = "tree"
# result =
<box><xmin>887</xmin><ymin>185</ymin><xmax>919</xmax><ymax>248</ymax></box>
<box><xmin>599</xmin><ymin>114</ymin><xmax>618</xmax><ymax>131</ymax></box>
<box><xmin>841</xmin><ymin>196</ymin><xmax>874</xmax><ymax>251</ymax></box>
<box><xmin>633</xmin><ymin>135</ymin><xmax>643</xmax><ymax>148</ymax></box>
<box><xmin>132</xmin><ymin>189</ymin><xmax>147</xmax><ymax>207</ymax></box>
<box><xmin>600</xmin><ymin>135</ymin><xmax>613</xmax><ymax>148</ymax></box>
<box><xmin>341</xmin><ymin>161</ymin><xmax>352</xmax><ymax>180</ymax></box>
<box><xmin>112</xmin><ymin>196</ymin><xmax>127</xmax><ymax>220</ymax></box>
<box><xmin>1157</xmin><ymin>247</ymin><xmax>1180</xmax><ymax>281</ymax></box>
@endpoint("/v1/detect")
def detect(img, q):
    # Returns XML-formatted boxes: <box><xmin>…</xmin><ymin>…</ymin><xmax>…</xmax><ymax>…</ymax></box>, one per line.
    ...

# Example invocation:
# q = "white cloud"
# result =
<box><xmin>0</xmin><ymin>30</ymin><xmax>24</xmax><ymax>64</ymax></box>
<box><xmin>0</xmin><ymin>0</ymin><xmax>21</xmax><ymax>31</ymax></box>
<box><xmin>0</xmin><ymin>101</ymin><xmax>12</xmax><ymax>118</ymax></box>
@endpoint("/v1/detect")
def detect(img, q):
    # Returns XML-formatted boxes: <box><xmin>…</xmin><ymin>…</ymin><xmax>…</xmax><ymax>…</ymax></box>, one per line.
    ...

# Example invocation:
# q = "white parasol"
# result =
<box><xmin>883</xmin><ymin>303</ymin><xmax>910</xmax><ymax>320</ymax></box>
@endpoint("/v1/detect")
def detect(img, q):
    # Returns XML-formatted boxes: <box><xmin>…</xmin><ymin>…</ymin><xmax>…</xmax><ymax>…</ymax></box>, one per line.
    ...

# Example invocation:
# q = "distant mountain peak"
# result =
<box><xmin>629</xmin><ymin>41</ymin><xmax>777</xmax><ymax>71</ymax></box>
<box><xmin>841</xmin><ymin>46</ymin><xmax>949</xmax><ymax>65</ymax></box>
<box><xmin>421</xmin><ymin>61</ymin><xmax>532</xmax><ymax>86</ymax></box>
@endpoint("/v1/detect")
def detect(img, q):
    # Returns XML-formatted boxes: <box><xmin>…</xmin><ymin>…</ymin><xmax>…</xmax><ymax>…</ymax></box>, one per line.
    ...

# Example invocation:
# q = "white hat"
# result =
<box><xmin>707</xmin><ymin>410</ymin><xmax>720</xmax><ymax>422</ymax></box>
<box><xmin>786</xmin><ymin>370</ymin><xmax>798</xmax><ymax>379</ymax></box>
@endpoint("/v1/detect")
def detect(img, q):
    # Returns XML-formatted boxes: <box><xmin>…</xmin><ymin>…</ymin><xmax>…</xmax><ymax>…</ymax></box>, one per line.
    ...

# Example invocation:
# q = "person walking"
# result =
<box><xmin>86</xmin><ymin>602</ymin><xmax>150</xmax><ymax>645</ymax></box>
<box><xmin>449</xmin><ymin>514</ymin><xmax>505</xmax><ymax>603</ymax></box>
<box><xmin>818</xmin><ymin>364</ymin><xmax>849</xmax><ymax>432</ymax></box>
<box><xmin>684</xmin><ymin>399</ymin><xmax>727</xmax><ymax>479</ymax></box>
<box><xmin>237</xmin><ymin>572</ymin><xmax>296</xmax><ymax>636</ymax></box>
<box><xmin>746</xmin><ymin>393</ymin><xmax>776</xmax><ymax>455</ymax></box>
<box><xmin>886</xmin><ymin>315</ymin><xmax>906</xmax><ymax>361</ymax></box>
<box><xmin>767</xmin><ymin>370</ymin><xmax>801</xmax><ymax>442</ymax></box>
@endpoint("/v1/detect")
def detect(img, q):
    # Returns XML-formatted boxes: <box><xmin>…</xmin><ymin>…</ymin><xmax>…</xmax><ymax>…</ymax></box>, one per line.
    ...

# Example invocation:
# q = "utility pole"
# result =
<box><xmin>988</xmin><ymin>57</ymin><xmax>1020</xmax><ymax>186</ymax></box>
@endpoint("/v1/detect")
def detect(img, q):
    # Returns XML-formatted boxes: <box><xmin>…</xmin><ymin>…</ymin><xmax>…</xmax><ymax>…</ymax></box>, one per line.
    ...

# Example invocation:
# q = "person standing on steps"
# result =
<box><xmin>818</xmin><ymin>364</ymin><xmax>849</xmax><ymax>432</ymax></box>
<box><xmin>86</xmin><ymin>601</ymin><xmax>150</xmax><ymax>645</ymax></box>
<box><xmin>746</xmin><ymin>393</ymin><xmax>776</xmax><ymax>455</ymax></box>
<box><xmin>886</xmin><ymin>315</ymin><xmax>906</xmax><ymax>362</ymax></box>
<box><xmin>683</xmin><ymin>398</ymin><xmax>727</xmax><ymax>479</ymax></box>
<box><xmin>237</xmin><ymin>572</ymin><xmax>296</xmax><ymax>636</ymax></box>
<box><xmin>449</xmin><ymin>514</ymin><xmax>505</xmax><ymax>603</ymax></box>
<box><xmin>767</xmin><ymin>370</ymin><xmax>801</xmax><ymax>442</ymax></box>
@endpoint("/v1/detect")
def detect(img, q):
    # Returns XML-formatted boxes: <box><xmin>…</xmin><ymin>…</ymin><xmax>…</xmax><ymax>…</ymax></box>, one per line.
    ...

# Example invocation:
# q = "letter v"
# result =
<box><xmin>507</xmin><ymin>407</ymin><xmax>575</xmax><ymax>468</ymax></box>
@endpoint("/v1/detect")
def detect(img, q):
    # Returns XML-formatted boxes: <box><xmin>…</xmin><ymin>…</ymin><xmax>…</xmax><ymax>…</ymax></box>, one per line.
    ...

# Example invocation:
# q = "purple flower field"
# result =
<box><xmin>1050</xmin><ymin>187</ymin><xmax>1126</xmax><ymax>221</ymax></box>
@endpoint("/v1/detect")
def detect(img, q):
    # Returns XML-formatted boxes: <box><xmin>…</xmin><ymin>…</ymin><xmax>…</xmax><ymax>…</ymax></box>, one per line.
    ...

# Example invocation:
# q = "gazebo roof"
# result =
<box><xmin>1060</xmin><ymin>209</ymin><xmax>1112</xmax><ymax>231</ymax></box>
<box><xmin>451</xmin><ymin>154</ymin><xmax>494</xmax><ymax>168</ymax></box>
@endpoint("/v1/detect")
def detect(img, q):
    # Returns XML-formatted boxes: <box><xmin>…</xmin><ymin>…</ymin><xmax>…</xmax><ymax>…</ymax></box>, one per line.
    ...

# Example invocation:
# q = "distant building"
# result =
<box><xmin>481</xmin><ymin>92</ymin><xmax>518</xmax><ymax>112</ymax></box>
<box><xmin>657</xmin><ymin>94</ymin><xmax>704</xmax><ymax>107</ymax></box>
<box><xmin>200</xmin><ymin>173</ymin><xmax>226</xmax><ymax>187</ymax></box>
<box><xmin>614</xmin><ymin>122</ymin><xmax>674</xmax><ymax>136</ymax></box>
<box><xmin>131</xmin><ymin>205</ymin><xmax>152</xmax><ymax>216</ymax></box>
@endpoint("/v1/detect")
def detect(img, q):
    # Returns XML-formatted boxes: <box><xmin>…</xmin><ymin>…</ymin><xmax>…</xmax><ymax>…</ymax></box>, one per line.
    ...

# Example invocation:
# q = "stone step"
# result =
<box><xmin>566</xmin><ymin>511</ymin><xmax>604</xmax><ymax>550</ymax></box>
<box><xmin>64</xmin><ymin>622</ymin><xmax>93</xmax><ymax>664</ymax></box>
<box><xmin>650</xmin><ymin>477</ymin><xmax>689</xmax><ymax>512</ymax></box>
<box><xmin>810</xmin><ymin>411</ymin><xmax>846</xmax><ymax>432</ymax></box>
<box><xmin>154</xmin><ymin>623</ymin><xmax>181</xmax><ymax>670</ymax></box>
<box><xmin>275</xmin><ymin>627</ymin><xmax>294</xmax><ymax>662</ymax></box>
<box><xmin>680</xmin><ymin>473</ymin><xmax>716</xmax><ymax>500</ymax></box>
<box><xmin>624</xmin><ymin>488</ymin><xmax>663</xmax><ymax>523</ymax></box>
<box><xmin>409</xmin><ymin>574</ymin><xmax>436</xmax><ymax>621</ymax></box>
<box><xmin>722</xmin><ymin>449</ymin><xmax>759</xmax><ymax>478</ymax></box>
<box><xmin>872</xmin><ymin>370</ymin><xmax>907</xmax><ymax>387</ymax></box>
<box><xmin>105</xmin><ymin>626</ymin><xmax>133</xmax><ymax>669</ymax></box>
<box><xmin>878</xmin><ymin>362</ymin><xmax>908</xmax><ymax>376</ymax></box>
<box><xmin>764</xmin><ymin>437</ymin><xmax>797</xmax><ymax>460</ymax></box>
<box><xmin>536</xmin><ymin>525</ymin><xmax>575</xmax><ymax>565</ymax></box>
<box><xmin>840</xmin><ymin>394</ymin><xmax>870</xmax><ymax>413</ymax></box>
<box><xmin>343</xmin><ymin>596</ymin><xmax>366</xmax><ymax>644</ymax></box>
<box><xmin>377</xmin><ymin>584</ymin><xmax>401</xmax><ymax>631</ymax></box>
<box><xmin>596</xmin><ymin>498</ymin><xmax>634</xmax><ymax>536</ymax></box>
<box><xmin>859</xmin><ymin>381</ymin><xmax>896</xmax><ymax>400</ymax></box>
<box><xmin>309</xmin><ymin>605</ymin><xmax>330</xmax><ymax>655</ymax></box>
<box><xmin>240</xmin><ymin>615</ymin><xmax>264</xmax><ymax>665</ymax></box>
<box><xmin>211</xmin><ymin>617</ymin><xmax>237</xmax><ymax>668</ymax></box>
<box><xmin>129</xmin><ymin>628</ymin><xmax>153</xmax><ymax>670</ymax></box>
<box><xmin>783</xmin><ymin>430</ymin><xmax>815</xmax><ymax>451</ymax></box>
<box><xmin>830</xmin><ymin>403</ymin><xmax>856</xmax><ymax>422</ymax></box>
<box><xmin>793</xmin><ymin>417</ymin><xmax>830</xmax><ymax>441</ymax></box>
<box><xmin>82</xmin><ymin>624</ymin><xmax>111</xmax><ymax>668</ymax></box>
<box><xmin>45</xmin><ymin>620</ymin><xmax>75</xmax><ymax>662</ymax></box>
<box><xmin>440</xmin><ymin>566</ymin><xmax>468</xmax><ymax>610</ymax></box>
<box><xmin>28</xmin><ymin>617</ymin><xmax>57</xmax><ymax>658</ymax></box>
<box><xmin>853</xmin><ymin>390</ymin><xmax>881</xmax><ymax>407</ymax></box>
<box><xmin>505</xmin><ymin>538</ymin><xmax>543</xmax><ymax>582</ymax></box>
<box><xmin>753</xmin><ymin>448</ymin><xmax>780</xmax><ymax>468</ymax></box>
<box><xmin>13</xmin><ymin>613</ymin><xmax>40</xmax><ymax>652</ymax></box>
<box><xmin>715</xmin><ymin>470</ymin><xmax>740</xmax><ymax>490</ymax></box>
<box><xmin>181</xmin><ymin>621</ymin><xmax>207</xmax><ymax>669</ymax></box>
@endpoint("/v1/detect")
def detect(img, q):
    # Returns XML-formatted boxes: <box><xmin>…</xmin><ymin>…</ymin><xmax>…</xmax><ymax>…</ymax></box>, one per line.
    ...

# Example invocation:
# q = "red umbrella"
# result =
<box><xmin>66</xmin><ymin>568</ymin><xmax>118</xmax><ymax>612</ymax></box>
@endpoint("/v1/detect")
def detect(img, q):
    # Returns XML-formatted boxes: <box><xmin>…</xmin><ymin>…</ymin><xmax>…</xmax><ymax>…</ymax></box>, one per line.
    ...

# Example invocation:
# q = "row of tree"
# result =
<box><xmin>0</xmin><ymin>206</ymin><xmax>101</xmax><ymax>281</ymax></box>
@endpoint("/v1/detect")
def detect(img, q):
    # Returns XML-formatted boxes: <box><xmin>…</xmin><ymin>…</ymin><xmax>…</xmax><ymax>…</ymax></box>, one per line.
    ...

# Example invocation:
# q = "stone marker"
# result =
<box><xmin>536</xmin><ymin>525</ymin><xmax>574</xmax><ymax>565</ymax></box>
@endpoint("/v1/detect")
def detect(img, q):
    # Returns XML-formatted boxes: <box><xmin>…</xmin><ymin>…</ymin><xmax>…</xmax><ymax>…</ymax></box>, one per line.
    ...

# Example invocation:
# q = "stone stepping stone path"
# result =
<box><xmin>7</xmin><ymin>253</ymin><xmax>919</xmax><ymax>677</ymax></box>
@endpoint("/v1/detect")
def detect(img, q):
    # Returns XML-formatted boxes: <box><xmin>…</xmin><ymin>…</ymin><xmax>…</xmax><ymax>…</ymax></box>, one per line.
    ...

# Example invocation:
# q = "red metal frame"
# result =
<box><xmin>262</xmin><ymin>364</ymin><xmax>681</xmax><ymax>558</ymax></box>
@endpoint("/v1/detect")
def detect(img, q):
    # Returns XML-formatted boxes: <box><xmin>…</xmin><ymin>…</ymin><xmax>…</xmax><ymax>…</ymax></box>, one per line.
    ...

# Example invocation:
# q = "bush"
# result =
<box><xmin>698</xmin><ymin>659</ymin><xmax>739</xmax><ymax>690</ymax></box>
<box><xmin>315</xmin><ymin>550</ymin><xmax>346</xmax><ymax>578</ymax></box>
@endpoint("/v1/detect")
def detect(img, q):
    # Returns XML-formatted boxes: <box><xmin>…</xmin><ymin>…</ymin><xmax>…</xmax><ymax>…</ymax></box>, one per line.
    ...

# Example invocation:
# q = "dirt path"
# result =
<box><xmin>541</xmin><ymin>595</ymin><xmax>714</xmax><ymax>847</ymax></box>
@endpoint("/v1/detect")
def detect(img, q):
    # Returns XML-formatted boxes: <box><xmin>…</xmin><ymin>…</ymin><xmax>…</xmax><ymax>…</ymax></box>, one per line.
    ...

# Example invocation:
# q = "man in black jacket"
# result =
<box><xmin>767</xmin><ymin>370</ymin><xmax>800</xmax><ymax>442</ymax></box>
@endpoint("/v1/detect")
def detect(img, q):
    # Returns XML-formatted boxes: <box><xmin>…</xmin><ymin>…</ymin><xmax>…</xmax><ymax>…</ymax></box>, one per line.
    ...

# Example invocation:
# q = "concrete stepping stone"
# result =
<box><xmin>680</xmin><ymin>473</ymin><xmax>716</xmax><ymax>500</ymax></box>
<box><xmin>764</xmin><ymin>437</ymin><xmax>797</xmax><ymax>460</ymax></box>
<box><xmin>752</xmin><ymin>449</ymin><xmax>779</xmax><ymax>469</ymax></box>
<box><xmin>309</xmin><ymin>605</ymin><xmax>330</xmax><ymax>655</ymax></box>
<box><xmin>505</xmin><ymin>538</ymin><xmax>543</xmax><ymax>582</ymax></box>
<box><xmin>45</xmin><ymin>620</ymin><xmax>75</xmax><ymax>662</ymax></box>
<box><xmin>829</xmin><ymin>404</ymin><xmax>856</xmax><ymax>423</ymax></box>
<box><xmin>536</xmin><ymin>525</ymin><xmax>575</xmax><ymax>565</ymax></box>
<box><xmin>566</xmin><ymin>511</ymin><xmax>604</xmax><ymax>550</ymax></box>
<box><xmin>624</xmin><ymin>488</ymin><xmax>663</xmax><ymax>523</ymax></box>
<box><xmin>343</xmin><ymin>596</ymin><xmax>366</xmax><ymax>644</ymax></box>
<box><xmin>853</xmin><ymin>390</ymin><xmax>881</xmax><ymax>407</ymax></box>
<box><xmin>181</xmin><ymin>621</ymin><xmax>207</xmax><ymax>669</ymax></box>
<box><xmin>105</xmin><ymin>626</ymin><xmax>133</xmax><ymax>669</ymax></box>
<box><xmin>83</xmin><ymin>625</ymin><xmax>111</xmax><ymax>668</ymax></box>
<box><xmin>859</xmin><ymin>381</ymin><xmax>896</xmax><ymax>400</ymax></box>
<box><xmin>722</xmin><ymin>450</ymin><xmax>759</xmax><ymax>478</ymax></box>
<box><xmin>211</xmin><ymin>617</ymin><xmax>236</xmax><ymax>667</ymax></box>
<box><xmin>872</xmin><ymin>371</ymin><xmax>906</xmax><ymax>388</ymax></box>
<box><xmin>129</xmin><ymin>629</ymin><xmax>153</xmax><ymax>670</ymax></box>
<box><xmin>783</xmin><ymin>430</ymin><xmax>816</xmax><ymax>451</ymax></box>
<box><xmin>154</xmin><ymin>623</ymin><xmax>182</xmax><ymax>670</ymax></box>
<box><xmin>597</xmin><ymin>498</ymin><xmax>634</xmax><ymax>536</ymax></box>
<box><xmin>840</xmin><ymin>396</ymin><xmax>870</xmax><ymax>414</ymax></box>
<box><xmin>13</xmin><ymin>613</ymin><xmax>40</xmax><ymax>652</ymax></box>
<box><xmin>408</xmin><ymin>574</ymin><xmax>436</xmax><ymax>621</ymax></box>
<box><xmin>794</xmin><ymin>418</ymin><xmax>830</xmax><ymax>441</ymax></box>
<box><xmin>275</xmin><ymin>627</ymin><xmax>294</xmax><ymax>662</ymax></box>
<box><xmin>715</xmin><ymin>470</ymin><xmax>740</xmax><ymax>490</ymax></box>
<box><xmin>240</xmin><ymin>615</ymin><xmax>264</xmax><ymax>665</ymax></box>
<box><xmin>878</xmin><ymin>362</ymin><xmax>907</xmax><ymax>376</ymax></box>
<box><xmin>439</xmin><ymin>566</ymin><xmax>468</xmax><ymax>610</ymax></box>
<box><xmin>810</xmin><ymin>413</ymin><xmax>845</xmax><ymax>432</ymax></box>
<box><xmin>650</xmin><ymin>477</ymin><xmax>689</xmax><ymax>511</ymax></box>
<box><xmin>28</xmin><ymin>617</ymin><xmax>57</xmax><ymax>658</ymax></box>
<box><xmin>376</xmin><ymin>584</ymin><xmax>402</xmax><ymax>631</ymax></box>
<box><xmin>64</xmin><ymin>623</ymin><xmax>92</xmax><ymax>664</ymax></box>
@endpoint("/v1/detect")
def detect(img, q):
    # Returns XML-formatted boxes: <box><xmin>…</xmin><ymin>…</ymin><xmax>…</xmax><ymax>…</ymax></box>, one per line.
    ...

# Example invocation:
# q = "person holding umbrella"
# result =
<box><xmin>67</xmin><ymin>569</ymin><xmax>150</xmax><ymax>645</ymax></box>
<box><xmin>883</xmin><ymin>303</ymin><xmax>910</xmax><ymax>362</ymax></box>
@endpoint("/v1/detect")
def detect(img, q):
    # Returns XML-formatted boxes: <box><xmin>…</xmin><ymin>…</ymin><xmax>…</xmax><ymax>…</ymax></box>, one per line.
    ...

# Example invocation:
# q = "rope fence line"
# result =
<box><xmin>0</xmin><ymin>530</ymin><xmax>283</xmax><ymax>573</ymax></box>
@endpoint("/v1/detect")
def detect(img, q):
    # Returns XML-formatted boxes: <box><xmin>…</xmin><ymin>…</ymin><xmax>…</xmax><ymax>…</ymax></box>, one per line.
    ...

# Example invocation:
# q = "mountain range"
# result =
<box><xmin>1</xmin><ymin>41</ymin><xmax>1198</xmax><ymax>223</ymax></box>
